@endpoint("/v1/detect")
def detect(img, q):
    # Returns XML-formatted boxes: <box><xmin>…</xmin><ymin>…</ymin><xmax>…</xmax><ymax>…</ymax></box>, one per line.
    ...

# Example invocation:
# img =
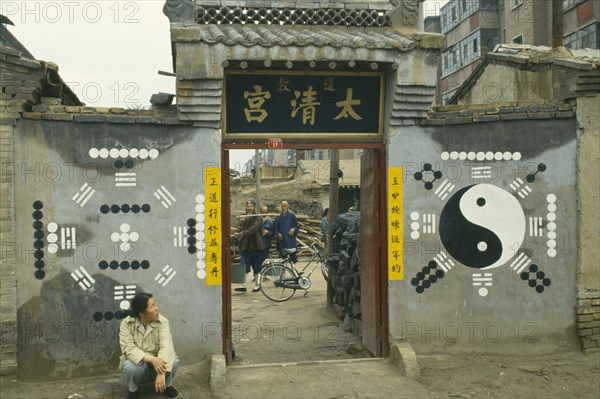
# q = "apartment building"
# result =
<box><xmin>437</xmin><ymin>0</ymin><xmax>600</xmax><ymax>103</ymax></box>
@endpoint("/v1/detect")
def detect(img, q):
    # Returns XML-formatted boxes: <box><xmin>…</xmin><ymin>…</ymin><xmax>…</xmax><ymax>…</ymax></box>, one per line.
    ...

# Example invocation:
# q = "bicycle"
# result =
<box><xmin>258</xmin><ymin>239</ymin><xmax>329</xmax><ymax>302</ymax></box>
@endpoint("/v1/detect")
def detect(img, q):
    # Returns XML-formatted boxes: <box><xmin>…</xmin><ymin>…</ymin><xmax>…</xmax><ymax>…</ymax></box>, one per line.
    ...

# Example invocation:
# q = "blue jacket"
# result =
<box><xmin>262</xmin><ymin>217</ymin><xmax>275</xmax><ymax>251</ymax></box>
<box><xmin>275</xmin><ymin>211</ymin><xmax>299</xmax><ymax>250</ymax></box>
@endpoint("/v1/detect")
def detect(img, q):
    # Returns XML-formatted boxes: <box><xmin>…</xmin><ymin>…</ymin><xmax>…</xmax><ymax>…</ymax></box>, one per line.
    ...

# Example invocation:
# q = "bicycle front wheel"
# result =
<box><xmin>259</xmin><ymin>263</ymin><xmax>298</xmax><ymax>302</ymax></box>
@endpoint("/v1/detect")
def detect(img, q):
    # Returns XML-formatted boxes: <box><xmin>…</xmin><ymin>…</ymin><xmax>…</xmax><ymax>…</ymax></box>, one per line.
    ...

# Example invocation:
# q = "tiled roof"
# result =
<box><xmin>422</xmin><ymin>102</ymin><xmax>575</xmax><ymax>126</ymax></box>
<box><xmin>192</xmin><ymin>25</ymin><xmax>416</xmax><ymax>50</ymax></box>
<box><xmin>489</xmin><ymin>44</ymin><xmax>600</xmax><ymax>69</ymax></box>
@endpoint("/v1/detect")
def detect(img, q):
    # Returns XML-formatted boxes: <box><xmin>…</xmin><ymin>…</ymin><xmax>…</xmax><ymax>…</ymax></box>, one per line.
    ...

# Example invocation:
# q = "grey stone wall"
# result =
<box><xmin>9</xmin><ymin>115</ymin><xmax>222</xmax><ymax>380</ymax></box>
<box><xmin>388</xmin><ymin>111</ymin><xmax>579</xmax><ymax>354</ymax></box>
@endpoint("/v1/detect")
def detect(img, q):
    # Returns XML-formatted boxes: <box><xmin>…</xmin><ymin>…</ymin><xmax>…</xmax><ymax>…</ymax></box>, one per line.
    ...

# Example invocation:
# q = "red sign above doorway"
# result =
<box><xmin>268</xmin><ymin>138</ymin><xmax>283</xmax><ymax>149</ymax></box>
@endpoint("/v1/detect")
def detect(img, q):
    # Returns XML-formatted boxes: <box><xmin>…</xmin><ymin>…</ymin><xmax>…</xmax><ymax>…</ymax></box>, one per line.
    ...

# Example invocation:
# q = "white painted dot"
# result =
<box><xmin>485</xmin><ymin>151</ymin><xmax>494</xmax><ymax>160</ymax></box>
<box><xmin>109</xmin><ymin>148</ymin><xmax>120</xmax><ymax>158</ymax></box>
<box><xmin>477</xmin><ymin>241</ymin><xmax>488</xmax><ymax>252</ymax></box>
<box><xmin>129</xmin><ymin>148</ymin><xmax>139</xmax><ymax>158</ymax></box>
<box><xmin>99</xmin><ymin>148</ymin><xmax>109</xmax><ymax>158</ymax></box>
<box><xmin>195</xmin><ymin>204</ymin><xmax>205</xmax><ymax>213</ymax></box>
<box><xmin>547</xmin><ymin>240</ymin><xmax>556</xmax><ymax>249</ymax></box>
<box><xmin>441</xmin><ymin>152</ymin><xmax>450</xmax><ymax>160</ymax></box>
<box><xmin>476</xmin><ymin>152</ymin><xmax>485</xmax><ymax>161</ymax></box>
<box><xmin>546</xmin><ymin>193</ymin><xmax>556</xmax><ymax>203</ymax></box>
<box><xmin>459</xmin><ymin>152</ymin><xmax>467</xmax><ymax>160</ymax></box>
<box><xmin>121</xmin><ymin>242</ymin><xmax>131</xmax><ymax>252</ymax></box>
<box><xmin>47</xmin><ymin>222</ymin><xmax>58</xmax><ymax>233</ymax></box>
<box><xmin>494</xmin><ymin>152</ymin><xmax>503</xmax><ymax>160</ymax></box>
<box><xmin>410</xmin><ymin>231</ymin><xmax>420</xmax><ymax>240</ymax></box>
<box><xmin>48</xmin><ymin>243</ymin><xmax>59</xmax><ymax>254</ymax></box>
<box><xmin>129</xmin><ymin>232</ymin><xmax>139</xmax><ymax>242</ymax></box>
<box><xmin>196</xmin><ymin>223</ymin><xmax>205</xmax><ymax>232</ymax></box>
<box><xmin>547</xmin><ymin>248</ymin><xmax>557</xmax><ymax>258</ymax></box>
<box><xmin>197</xmin><ymin>241</ymin><xmax>206</xmax><ymax>251</ymax></box>
<box><xmin>547</xmin><ymin>213</ymin><xmax>556</xmax><ymax>222</ymax></box>
<box><xmin>149</xmin><ymin>149</ymin><xmax>159</xmax><ymax>159</ymax></box>
<box><xmin>120</xmin><ymin>300</ymin><xmax>130</xmax><ymax>310</ymax></box>
<box><xmin>120</xmin><ymin>233</ymin><xmax>130</xmax><ymax>242</ymax></box>
<box><xmin>547</xmin><ymin>204</ymin><xmax>557</xmax><ymax>212</ymax></box>
<box><xmin>120</xmin><ymin>223</ymin><xmax>130</xmax><ymax>233</ymax></box>
<box><xmin>410</xmin><ymin>211</ymin><xmax>420</xmax><ymax>221</ymax></box>
<box><xmin>411</xmin><ymin>222</ymin><xmax>420</xmax><ymax>231</ymax></box>
<box><xmin>196</xmin><ymin>231</ymin><xmax>205</xmax><ymax>241</ymax></box>
<box><xmin>547</xmin><ymin>231</ymin><xmax>557</xmax><ymax>239</ymax></box>
<box><xmin>197</xmin><ymin>269</ymin><xmax>207</xmax><ymax>279</ymax></box>
<box><xmin>467</xmin><ymin>152</ymin><xmax>476</xmax><ymax>160</ymax></box>
<box><xmin>547</xmin><ymin>222</ymin><xmax>557</xmax><ymax>231</ymax></box>
<box><xmin>196</xmin><ymin>194</ymin><xmax>205</xmax><ymax>204</ymax></box>
<box><xmin>450</xmin><ymin>151</ymin><xmax>459</xmax><ymax>160</ymax></box>
<box><xmin>47</xmin><ymin>233</ymin><xmax>58</xmax><ymax>243</ymax></box>
<box><xmin>139</xmin><ymin>149</ymin><xmax>149</xmax><ymax>159</ymax></box>
<box><xmin>110</xmin><ymin>232</ymin><xmax>120</xmax><ymax>242</ymax></box>
<box><xmin>478</xmin><ymin>287</ymin><xmax>489</xmax><ymax>297</ymax></box>
<box><xmin>503</xmin><ymin>151</ymin><xmax>512</xmax><ymax>160</ymax></box>
<box><xmin>513</xmin><ymin>152</ymin><xmax>522</xmax><ymax>161</ymax></box>
<box><xmin>89</xmin><ymin>148</ymin><xmax>99</xmax><ymax>158</ymax></box>
<box><xmin>196</xmin><ymin>260</ymin><xmax>206</xmax><ymax>269</ymax></box>
<box><xmin>119</xmin><ymin>149</ymin><xmax>128</xmax><ymax>158</ymax></box>
<box><xmin>196</xmin><ymin>213</ymin><xmax>205</xmax><ymax>223</ymax></box>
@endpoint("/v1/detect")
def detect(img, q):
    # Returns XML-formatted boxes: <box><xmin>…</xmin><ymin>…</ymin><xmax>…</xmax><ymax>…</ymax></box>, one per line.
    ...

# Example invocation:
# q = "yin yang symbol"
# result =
<box><xmin>439</xmin><ymin>184</ymin><xmax>526</xmax><ymax>269</ymax></box>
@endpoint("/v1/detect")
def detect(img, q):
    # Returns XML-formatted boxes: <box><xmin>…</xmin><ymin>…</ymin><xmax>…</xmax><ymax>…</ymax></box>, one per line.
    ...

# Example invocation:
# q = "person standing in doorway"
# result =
<box><xmin>236</xmin><ymin>200</ymin><xmax>264</xmax><ymax>292</ymax></box>
<box><xmin>321</xmin><ymin>207</ymin><xmax>329</xmax><ymax>244</ymax></box>
<box><xmin>275</xmin><ymin>200</ymin><xmax>299</xmax><ymax>263</ymax></box>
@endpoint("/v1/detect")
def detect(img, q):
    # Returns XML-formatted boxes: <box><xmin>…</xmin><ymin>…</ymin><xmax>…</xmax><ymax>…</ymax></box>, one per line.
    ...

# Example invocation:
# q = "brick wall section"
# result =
<box><xmin>577</xmin><ymin>290</ymin><xmax>600</xmax><ymax>352</ymax></box>
<box><xmin>0</xmin><ymin>118</ymin><xmax>17</xmax><ymax>376</ymax></box>
<box><xmin>19</xmin><ymin>105</ymin><xmax>187</xmax><ymax>125</ymax></box>
<box><xmin>420</xmin><ymin>101</ymin><xmax>574</xmax><ymax>125</ymax></box>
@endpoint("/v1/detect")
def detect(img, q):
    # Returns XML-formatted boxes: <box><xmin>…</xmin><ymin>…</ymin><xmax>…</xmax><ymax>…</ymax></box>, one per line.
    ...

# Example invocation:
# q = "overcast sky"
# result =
<box><xmin>2</xmin><ymin>0</ymin><xmax>447</xmax><ymax>166</ymax></box>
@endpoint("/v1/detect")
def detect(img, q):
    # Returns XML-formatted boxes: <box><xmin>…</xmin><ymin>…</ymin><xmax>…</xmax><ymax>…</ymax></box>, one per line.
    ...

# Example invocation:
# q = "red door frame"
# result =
<box><xmin>220</xmin><ymin>141</ymin><xmax>388</xmax><ymax>363</ymax></box>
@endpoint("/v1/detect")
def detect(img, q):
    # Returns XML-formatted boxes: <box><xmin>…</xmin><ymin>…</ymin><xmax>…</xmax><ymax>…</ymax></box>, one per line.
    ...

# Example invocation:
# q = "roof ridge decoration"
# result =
<box><xmin>178</xmin><ymin>25</ymin><xmax>417</xmax><ymax>50</ymax></box>
<box><xmin>165</xmin><ymin>2</ymin><xmax>392</xmax><ymax>27</ymax></box>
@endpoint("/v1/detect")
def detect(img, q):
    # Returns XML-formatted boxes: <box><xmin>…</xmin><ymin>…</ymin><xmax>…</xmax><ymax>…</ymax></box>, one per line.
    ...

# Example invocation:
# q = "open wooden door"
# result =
<box><xmin>359</xmin><ymin>147</ymin><xmax>388</xmax><ymax>357</ymax></box>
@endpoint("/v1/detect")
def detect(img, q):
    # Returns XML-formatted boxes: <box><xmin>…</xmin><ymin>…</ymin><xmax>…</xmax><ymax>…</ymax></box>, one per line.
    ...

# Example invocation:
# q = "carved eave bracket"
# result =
<box><xmin>390</xmin><ymin>0</ymin><xmax>426</xmax><ymax>35</ymax></box>
<box><xmin>163</xmin><ymin>0</ymin><xmax>196</xmax><ymax>24</ymax></box>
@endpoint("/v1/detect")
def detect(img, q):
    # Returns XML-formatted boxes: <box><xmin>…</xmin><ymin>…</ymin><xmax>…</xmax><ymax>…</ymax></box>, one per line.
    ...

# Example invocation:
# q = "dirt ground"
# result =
<box><xmin>1</xmin><ymin>259</ymin><xmax>599</xmax><ymax>398</ymax></box>
<box><xmin>419</xmin><ymin>351</ymin><xmax>600</xmax><ymax>399</ymax></box>
<box><xmin>230</xmin><ymin>260</ymin><xmax>372</xmax><ymax>364</ymax></box>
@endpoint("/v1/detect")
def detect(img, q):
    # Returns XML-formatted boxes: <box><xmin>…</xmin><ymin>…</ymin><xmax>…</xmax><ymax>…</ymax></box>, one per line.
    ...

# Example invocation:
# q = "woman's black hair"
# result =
<box><xmin>322</xmin><ymin>208</ymin><xmax>329</xmax><ymax>218</ymax></box>
<box><xmin>128</xmin><ymin>292</ymin><xmax>153</xmax><ymax>318</ymax></box>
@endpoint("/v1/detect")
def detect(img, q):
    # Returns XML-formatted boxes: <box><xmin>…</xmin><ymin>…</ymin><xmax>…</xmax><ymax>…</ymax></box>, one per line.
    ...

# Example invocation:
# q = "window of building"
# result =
<box><xmin>563</xmin><ymin>0</ymin><xmax>587</xmax><ymax>11</ymax></box>
<box><xmin>441</xmin><ymin>30</ymin><xmax>483</xmax><ymax>77</ymax></box>
<box><xmin>440</xmin><ymin>0</ymin><xmax>484</xmax><ymax>34</ymax></box>
<box><xmin>564</xmin><ymin>23</ymin><xmax>599</xmax><ymax>49</ymax></box>
<box><xmin>512</xmin><ymin>34</ymin><xmax>524</xmax><ymax>44</ymax></box>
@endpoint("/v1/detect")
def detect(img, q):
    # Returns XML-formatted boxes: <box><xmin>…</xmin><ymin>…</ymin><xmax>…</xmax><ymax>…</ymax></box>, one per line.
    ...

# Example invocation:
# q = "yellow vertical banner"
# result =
<box><xmin>205</xmin><ymin>167</ymin><xmax>222</xmax><ymax>285</ymax></box>
<box><xmin>388</xmin><ymin>167</ymin><xmax>404</xmax><ymax>280</ymax></box>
